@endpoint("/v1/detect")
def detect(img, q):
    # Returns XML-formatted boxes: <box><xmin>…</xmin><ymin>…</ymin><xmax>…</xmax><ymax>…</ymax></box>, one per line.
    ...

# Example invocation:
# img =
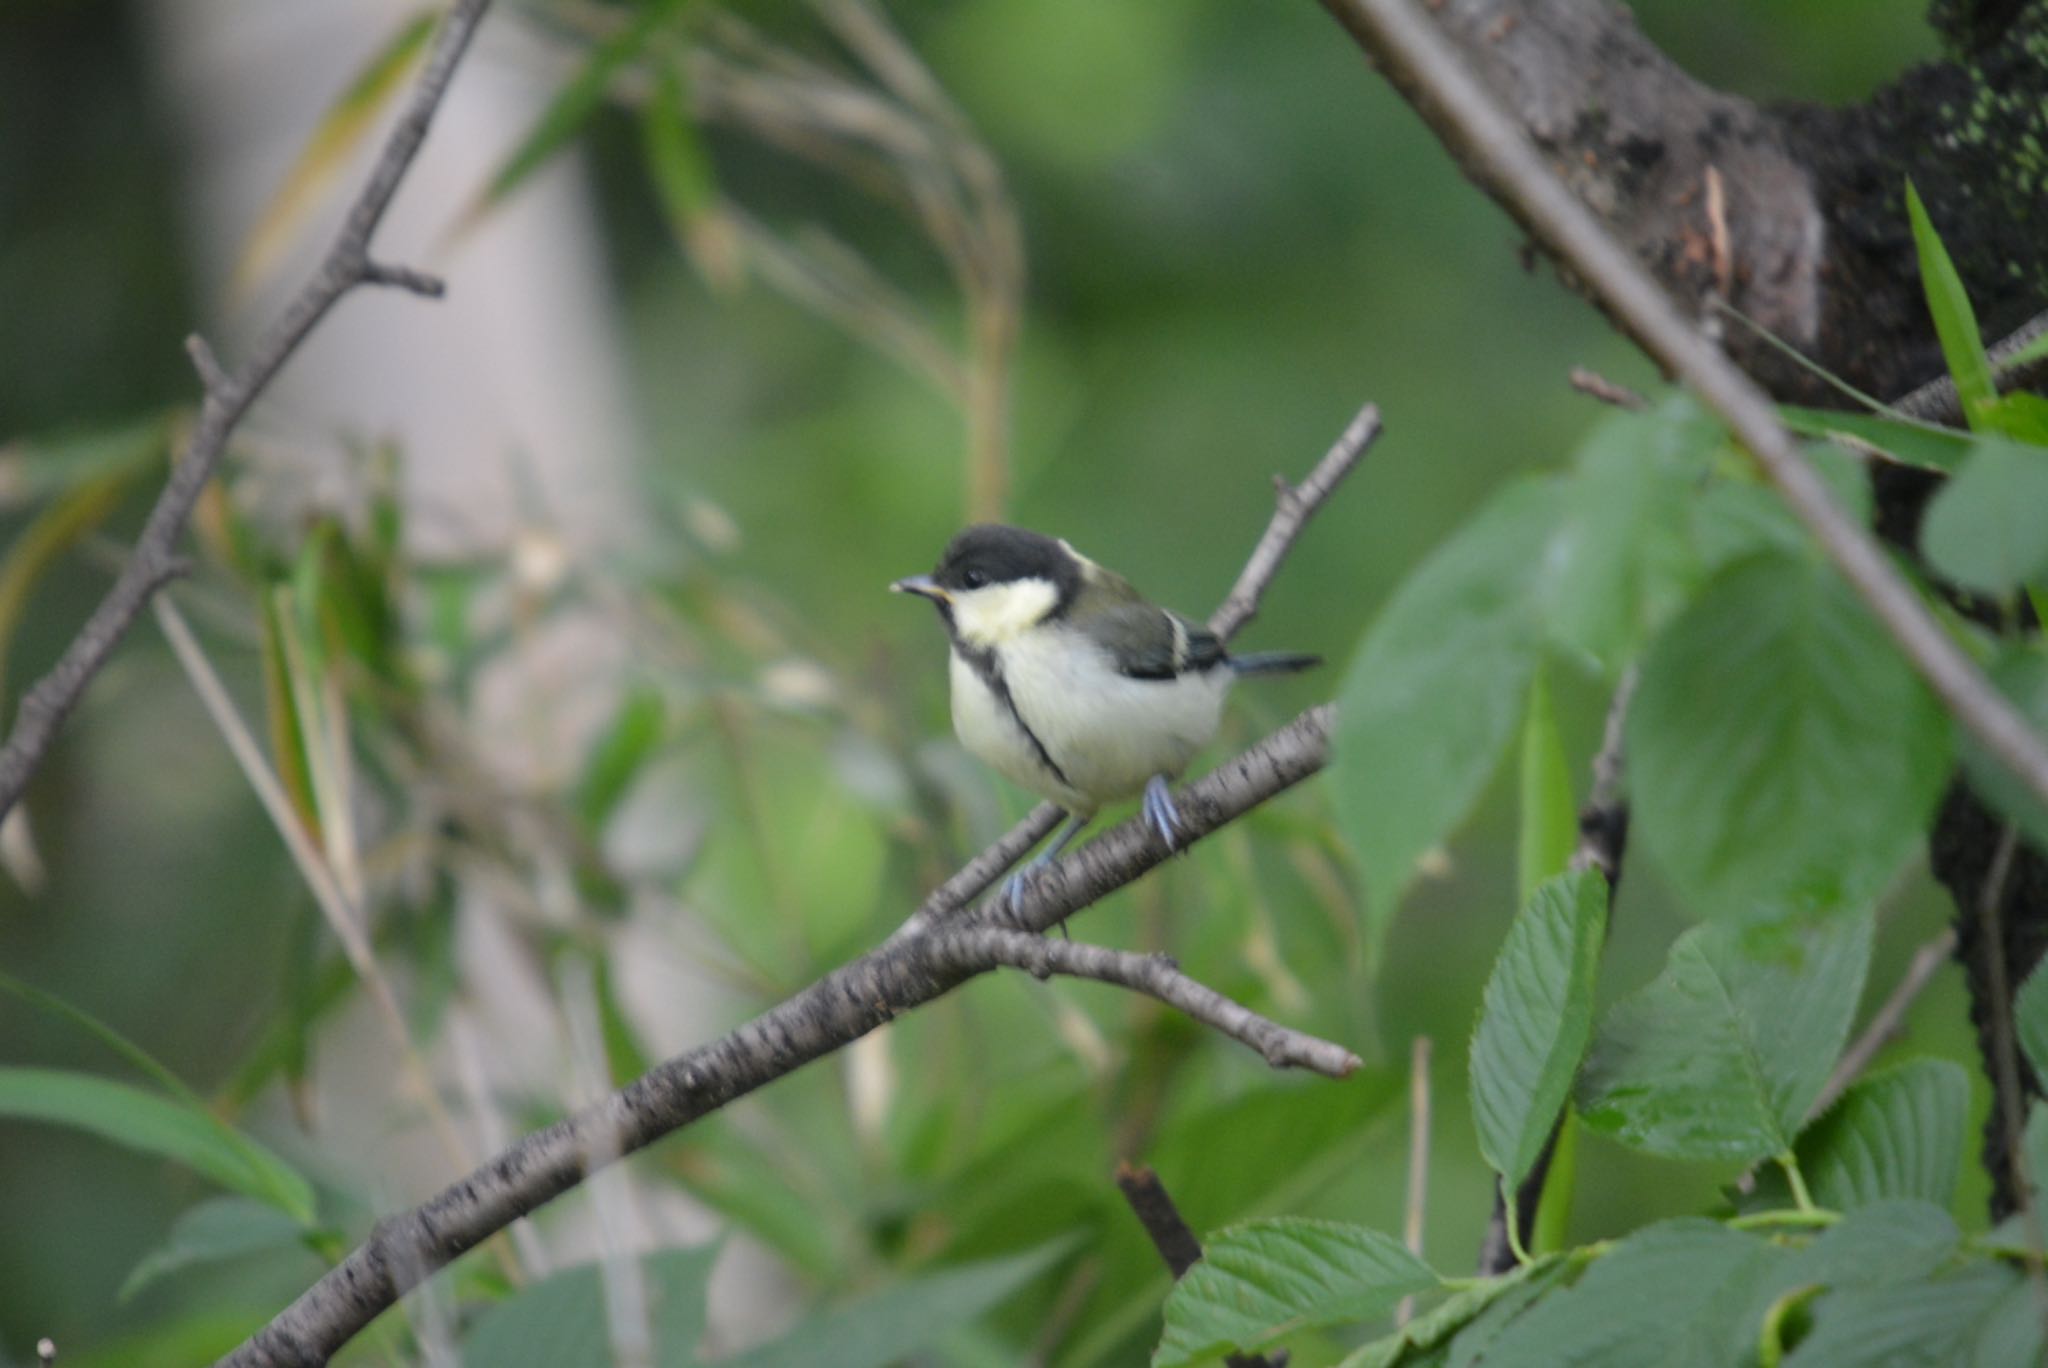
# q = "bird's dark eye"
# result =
<box><xmin>961</xmin><ymin>568</ymin><xmax>988</xmax><ymax>589</ymax></box>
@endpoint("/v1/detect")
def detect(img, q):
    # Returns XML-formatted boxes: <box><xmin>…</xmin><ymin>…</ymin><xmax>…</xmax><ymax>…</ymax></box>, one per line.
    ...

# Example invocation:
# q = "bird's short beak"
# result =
<box><xmin>891</xmin><ymin>574</ymin><xmax>949</xmax><ymax>602</ymax></box>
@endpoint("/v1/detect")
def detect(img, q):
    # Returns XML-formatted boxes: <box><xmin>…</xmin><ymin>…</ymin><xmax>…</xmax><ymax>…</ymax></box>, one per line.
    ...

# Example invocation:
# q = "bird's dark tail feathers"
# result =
<box><xmin>1228</xmin><ymin>651</ymin><xmax>1322</xmax><ymax>676</ymax></box>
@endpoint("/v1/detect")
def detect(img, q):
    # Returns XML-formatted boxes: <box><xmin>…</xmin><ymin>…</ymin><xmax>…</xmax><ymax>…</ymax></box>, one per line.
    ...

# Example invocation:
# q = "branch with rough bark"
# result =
<box><xmin>219</xmin><ymin>405</ymin><xmax>1378</xmax><ymax>1367</ymax></box>
<box><xmin>0</xmin><ymin>0</ymin><xmax>492</xmax><ymax>822</ymax></box>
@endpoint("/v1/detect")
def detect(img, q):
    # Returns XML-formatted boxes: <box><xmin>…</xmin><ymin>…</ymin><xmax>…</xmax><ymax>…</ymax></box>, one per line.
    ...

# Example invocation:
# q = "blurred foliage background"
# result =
<box><xmin>0</xmin><ymin>0</ymin><xmax>1981</xmax><ymax>1364</ymax></box>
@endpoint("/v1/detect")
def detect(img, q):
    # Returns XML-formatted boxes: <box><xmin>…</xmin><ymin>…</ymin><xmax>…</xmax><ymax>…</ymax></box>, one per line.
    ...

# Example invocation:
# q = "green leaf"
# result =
<box><xmin>640</xmin><ymin>59</ymin><xmax>733</xmax><ymax>287</ymax></box>
<box><xmin>0</xmin><ymin>1068</ymin><xmax>315</xmax><ymax>1221</ymax></box>
<box><xmin>2006</xmin><ymin>328</ymin><xmax>2048</xmax><ymax>371</ymax></box>
<box><xmin>1477</xmin><ymin>1220</ymin><xmax>1781</xmax><ymax>1368</ymax></box>
<box><xmin>1470</xmin><ymin>869</ymin><xmax>1609</xmax><ymax>1186</ymax></box>
<box><xmin>1921</xmin><ymin>435</ymin><xmax>2048</xmax><ymax>594</ymax></box>
<box><xmin>1540</xmin><ymin>397</ymin><xmax>1723</xmax><ymax>671</ymax></box>
<box><xmin>574</xmin><ymin>687</ymin><xmax>667</xmax><ymax>832</ymax></box>
<box><xmin>1336</xmin><ymin>1261</ymin><xmax>1550</xmax><ymax>1368</ymax></box>
<box><xmin>1906</xmin><ymin>179</ymin><xmax>1998</xmax><ymax>432</ymax></box>
<box><xmin>474</xmin><ymin>0</ymin><xmax>693</xmax><ymax>216</ymax></box>
<box><xmin>2018</xmin><ymin>959</ymin><xmax>2048</xmax><ymax>1082</ymax></box>
<box><xmin>1154</xmin><ymin>1219</ymin><xmax>1439</xmax><ymax>1367</ymax></box>
<box><xmin>724</xmin><ymin>1241</ymin><xmax>1072</xmax><ymax>1368</ymax></box>
<box><xmin>1576</xmin><ymin>915</ymin><xmax>1872</xmax><ymax>1162</ymax></box>
<box><xmin>0</xmin><ymin>454</ymin><xmax>151</xmax><ymax>691</ymax></box>
<box><xmin>1786</xmin><ymin>1262</ymin><xmax>2018</xmax><ymax>1367</ymax></box>
<box><xmin>1335</xmin><ymin>478</ymin><xmax>1562</xmax><ymax>961</ymax></box>
<box><xmin>1783</xmin><ymin>1200</ymin><xmax>1959</xmax><ymax>1291</ymax></box>
<box><xmin>461</xmin><ymin>1246</ymin><xmax>717</xmax><ymax>1368</ymax></box>
<box><xmin>0</xmin><ymin>970</ymin><xmax>206</xmax><ymax>1109</ymax></box>
<box><xmin>1796</xmin><ymin>1060</ymin><xmax>1968</xmax><ymax>1211</ymax></box>
<box><xmin>1958</xmin><ymin>644</ymin><xmax>2048</xmax><ymax>853</ymax></box>
<box><xmin>120</xmin><ymin>1196</ymin><xmax>312</xmax><ymax>1302</ymax></box>
<box><xmin>1627</xmin><ymin>552</ymin><xmax>1952</xmax><ymax>921</ymax></box>
<box><xmin>1983</xmin><ymin>391</ymin><xmax>2048</xmax><ymax>446</ymax></box>
<box><xmin>1516</xmin><ymin>669</ymin><xmax>1577</xmax><ymax>906</ymax></box>
<box><xmin>1778</xmin><ymin>405</ymin><xmax>1975</xmax><ymax>473</ymax></box>
<box><xmin>1444</xmin><ymin>1257</ymin><xmax>1577</xmax><ymax>1368</ymax></box>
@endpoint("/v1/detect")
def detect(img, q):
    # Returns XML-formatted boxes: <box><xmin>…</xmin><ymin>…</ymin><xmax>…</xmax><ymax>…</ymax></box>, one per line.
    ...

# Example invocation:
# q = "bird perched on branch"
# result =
<box><xmin>893</xmin><ymin>525</ymin><xmax>1318</xmax><ymax>905</ymax></box>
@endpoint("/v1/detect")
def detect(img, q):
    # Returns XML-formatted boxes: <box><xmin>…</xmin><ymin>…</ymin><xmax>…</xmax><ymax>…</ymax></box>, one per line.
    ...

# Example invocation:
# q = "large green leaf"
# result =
<box><xmin>1337</xmin><ymin>1261</ymin><xmax>1551</xmax><ymax>1368</ymax></box>
<box><xmin>1539</xmin><ymin>398</ymin><xmax>1722</xmax><ymax>673</ymax></box>
<box><xmin>120</xmin><ymin>1197</ymin><xmax>313</xmax><ymax>1302</ymax></box>
<box><xmin>1470</xmin><ymin>869</ymin><xmax>1608</xmax><ymax>1187</ymax></box>
<box><xmin>1334</xmin><ymin>478</ymin><xmax>1562</xmax><ymax>960</ymax></box>
<box><xmin>1576</xmin><ymin>915</ymin><xmax>1872</xmax><ymax>1162</ymax></box>
<box><xmin>1476</xmin><ymin>1220</ymin><xmax>1780</xmax><ymax>1368</ymax></box>
<box><xmin>1153</xmin><ymin>1219</ymin><xmax>1439</xmax><ymax>1367</ymax></box>
<box><xmin>1627</xmin><ymin>552</ymin><xmax>1952</xmax><ymax>921</ymax></box>
<box><xmin>724</xmin><ymin>1241</ymin><xmax>1071</xmax><ymax>1368</ymax></box>
<box><xmin>461</xmin><ymin>1246</ymin><xmax>717</xmax><ymax>1368</ymax></box>
<box><xmin>1786</xmin><ymin>1262</ymin><xmax>2021</xmax><ymax>1367</ymax></box>
<box><xmin>1920</xmin><ymin>435</ymin><xmax>2048</xmax><ymax>594</ymax></box>
<box><xmin>1795</xmin><ymin>1060</ymin><xmax>1968</xmax><ymax>1211</ymax></box>
<box><xmin>0</xmin><ymin>1068</ymin><xmax>315</xmax><ymax>1221</ymax></box>
<box><xmin>1782</xmin><ymin>1200</ymin><xmax>1959</xmax><ymax>1292</ymax></box>
<box><xmin>1906</xmin><ymin>179</ymin><xmax>1997</xmax><ymax>431</ymax></box>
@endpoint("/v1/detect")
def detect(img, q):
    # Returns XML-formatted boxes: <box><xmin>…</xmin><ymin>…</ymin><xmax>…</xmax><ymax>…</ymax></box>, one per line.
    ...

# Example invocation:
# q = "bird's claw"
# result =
<box><xmin>1143</xmin><ymin>776</ymin><xmax>1184</xmax><ymax>851</ymax></box>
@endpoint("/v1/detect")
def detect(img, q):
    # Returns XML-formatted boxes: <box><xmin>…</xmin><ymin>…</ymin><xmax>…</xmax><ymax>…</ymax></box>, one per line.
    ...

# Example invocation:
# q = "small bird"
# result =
<box><xmin>893</xmin><ymin>524</ymin><xmax>1318</xmax><ymax>905</ymax></box>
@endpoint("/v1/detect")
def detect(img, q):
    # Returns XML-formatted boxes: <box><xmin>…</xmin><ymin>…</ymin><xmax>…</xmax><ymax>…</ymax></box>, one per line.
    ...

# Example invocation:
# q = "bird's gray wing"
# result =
<box><xmin>1072</xmin><ymin>600</ymin><xmax>1226</xmax><ymax>680</ymax></box>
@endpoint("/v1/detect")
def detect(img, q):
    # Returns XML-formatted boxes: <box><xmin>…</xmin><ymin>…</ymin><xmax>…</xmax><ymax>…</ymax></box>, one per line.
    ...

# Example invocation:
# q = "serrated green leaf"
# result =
<box><xmin>1628</xmin><ymin>552</ymin><xmax>1952</xmax><ymax>921</ymax></box>
<box><xmin>725</xmin><ymin>1240</ymin><xmax>1072</xmax><ymax>1368</ymax></box>
<box><xmin>1796</xmin><ymin>1061</ymin><xmax>1968</xmax><ymax>1210</ymax></box>
<box><xmin>1778</xmin><ymin>405</ymin><xmax>1975</xmax><ymax>473</ymax></box>
<box><xmin>1471</xmin><ymin>869</ymin><xmax>1608</xmax><ymax>1186</ymax></box>
<box><xmin>461</xmin><ymin>1245</ymin><xmax>717</xmax><ymax>1368</ymax></box>
<box><xmin>1154</xmin><ymin>1219</ymin><xmax>1439</xmax><ymax>1367</ymax></box>
<box><xmin>1516</xmin><ymin>669</ymin><xmax>1577</xmax><ymax>906</ymax></box>
<box><xmin>0</xmin><ymin>1068</ymin><xmax>315</xmax><ymax>1221</ymax></box>
<box><xmin>120</xmin><ymin>1197</ymin><xmax>312</xmax><ymax>1302</ymax></box>
<box><xmin>1783</xmin><ymin>1200</ymin><xmax>1960</xmax><ymax>1291</ymax></box>
<box><xmin>1906</xmin><ymin>180</ymin><xmax>1998</xmax><ymax>432</ymax></box>
<box><xmin>1921</xmin><ymin>435</ymin><xmax>2048</xmax><ymax>594</ymax></box>
<box><xmin>1478</xmin><ymin>1220</ymin><xmax>1781</xmax><ymax>1368</ymax></box>
<box><xmin>1445</xmin><ymin>1257</ymin><xmax>1576</xmax><ymax>1368</ymax></box>
<box><xmin>1786</xmin><ymin>1261</ymin><xmax>2018</xmax><ymax>1367</ymax></box>
<box><xmin>1577</xmin><ymin>915</ymin><xmax>1872</xmax><ymax>1162</ymax></box>
<box><xmin>1337</xmin><ymin>1261</ymin><xmax>1550</xmax><ymax>1368</ymax></box>
<box><xmin>473</xmin><ymin>0</ymin><xmax>693</xmax><ymax>219</ymax></box>
<box><xmin>1335</xmin><ymin>478</ymin><xmax>1562</xmax><ymax>963</ymax></box>
<box><xmin>1959</xmin><ymin>645</ymin><xmax>2048</xmax><ymax>854</ymax></box>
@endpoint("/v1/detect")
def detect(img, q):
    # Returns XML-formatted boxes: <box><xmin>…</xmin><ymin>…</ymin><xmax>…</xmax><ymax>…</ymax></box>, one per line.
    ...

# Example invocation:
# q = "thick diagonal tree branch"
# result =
<box><xmin>1316</xmin><ymin>0</ymin><xmax>2048</xmax><ymax>821</ymax></box>
<box><xmin>221</xmin><ymin>405</ymin><xmax>1376</xmax><ymax>1366</ymax></box>
<box><xmin>0</xmin><ymin>0</ymin><xmax>492</xmax><ymax>821</ymax></box>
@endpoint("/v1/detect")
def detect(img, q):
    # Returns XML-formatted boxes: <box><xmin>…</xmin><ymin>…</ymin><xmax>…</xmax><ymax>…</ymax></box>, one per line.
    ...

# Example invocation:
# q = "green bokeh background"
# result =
<box><xmin>0</xmin><ymin>1</ymin><xmax>1980</xmax><ymax>1363</ymax></box>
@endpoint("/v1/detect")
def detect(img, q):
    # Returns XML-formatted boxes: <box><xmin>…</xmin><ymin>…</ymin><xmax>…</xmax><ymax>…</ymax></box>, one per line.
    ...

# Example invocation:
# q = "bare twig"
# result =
<box><xmin>1113</xmin><ymin>1165</ymin><xmax>1288</xmax><ymax>1368</ymax></box>
<box><xmin>1316</xmin><ymin>0</ymin><xmax>2048</xmax><ymax>823</ymax></box>
<box><xmin>0</xmin><ymin>0</ymin><xmax>491</xmax><ymax>821</ymax></box>
<box><xmin>37</xmin><ymin>1338</ymin><xmax>55</xmax><ymax>1368</ymax></box>
<box><xmin>1893</xmin><ymin>309</ymin><xmax>2048</xmax><ymax>425</ymax></box>
<box><xmin>1211</xmin><ymin>403</ymin><xmax>1382</xmax><ymax>642</ymax></box>
<box><xmin>1568</xmin><ymin>367</ymin><xmax>1649</xmax><ymax>412</ymax></box>
<box><xmin>1809</xmin><ymin>926</ymin><xmax>1959</xmax><ymax>1120</ymax></box>
<box><xmin>926</xmin><ymin>927</ymin><xmax>1359</xmax><ymax>1077</ymax></box>
<box><xmin>1397</xmin><ymin>1035</ymin><xmax>1433</xmax><ymax>1328</ymax></box>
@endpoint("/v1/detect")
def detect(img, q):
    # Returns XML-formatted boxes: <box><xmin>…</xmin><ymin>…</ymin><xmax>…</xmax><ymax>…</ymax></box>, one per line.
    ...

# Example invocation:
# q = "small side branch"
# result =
<box><xmin>926</xmin><ymin>927</ymin><xmax>1360</xmax><ymax>1077</ymax></box>
<box><xmin>0</xmin><ymin>0</ymin><xmax>491</xmax><ymax>821</ymax></box>
<box><xmin>1114</xmin><ymin>1165</ymin><xmax>1289</xmax><ymax>1368</ymax></box>
<box><xmin>1809</xmin><ymin>925</ymin><xmax>1959</xmax><ymax>1120</ymax></box>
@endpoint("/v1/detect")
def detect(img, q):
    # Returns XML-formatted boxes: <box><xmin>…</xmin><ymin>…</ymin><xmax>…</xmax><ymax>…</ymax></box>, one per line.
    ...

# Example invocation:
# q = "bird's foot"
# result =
<box><xmin>1142</xmin><ymin>775</ymin><xmax>1184</xmax><ymax>851</ymax></box>
<box><xmin>997</xmin><ymin>863</ymin><xmax>1071</xmax><ymax>937</ymax></box>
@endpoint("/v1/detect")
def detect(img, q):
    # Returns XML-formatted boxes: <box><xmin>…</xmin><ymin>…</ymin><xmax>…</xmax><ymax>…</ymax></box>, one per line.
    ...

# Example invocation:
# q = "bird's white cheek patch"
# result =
<box><xmin>951</xmin><ymin>577</ymin><xmax>1059</xmax><ymax>647</ymax></box>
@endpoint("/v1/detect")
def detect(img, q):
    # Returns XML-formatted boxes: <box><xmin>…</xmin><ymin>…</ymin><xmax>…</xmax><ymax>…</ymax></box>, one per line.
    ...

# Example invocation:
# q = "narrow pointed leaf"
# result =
<box><xmin>1471</xmin><ymin>869</ymin><xmax>1608</xmax><ymax>1186</ymax></box>
<box><xmin>1516</xmin><ymin>669</ymin><xmax>1577</xmax><ymax>906</ymax></box>
<box><xmin>1906</xmin><ymin>180</ymin><xmax>1997</xmax><ymax>431</ymax></box>
<box><xmin>120</xmin><ymin>1197</ymin><xmax>312</xmax><ymax>1302</ymax></box>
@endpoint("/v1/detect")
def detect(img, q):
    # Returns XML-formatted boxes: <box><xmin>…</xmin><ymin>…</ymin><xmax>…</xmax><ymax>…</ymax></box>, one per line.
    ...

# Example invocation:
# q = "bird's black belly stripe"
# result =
<box><xmin>955</xmin><ymin>642</ymin><xmax>1074</xmax><ymax>791</ymax></box>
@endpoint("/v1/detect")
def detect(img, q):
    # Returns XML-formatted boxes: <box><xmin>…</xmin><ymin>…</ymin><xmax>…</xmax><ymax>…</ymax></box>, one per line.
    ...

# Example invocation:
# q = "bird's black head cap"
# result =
<box><xmin>930</xmin><ymin>525</ymin><xmax>1082</xmax><ymax>608</ymax></box>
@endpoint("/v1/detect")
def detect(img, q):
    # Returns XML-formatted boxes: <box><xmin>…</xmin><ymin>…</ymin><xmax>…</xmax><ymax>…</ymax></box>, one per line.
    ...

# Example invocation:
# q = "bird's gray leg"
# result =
<box><xmin>1142</xmin><ymin>775</ymin><xmax>1184</xmax><ymax>850</ymax></box>
<box><xmin>1000</xmin><ymin>811</ymin><xmax>1091</xmax><ymax>931</ymax></box>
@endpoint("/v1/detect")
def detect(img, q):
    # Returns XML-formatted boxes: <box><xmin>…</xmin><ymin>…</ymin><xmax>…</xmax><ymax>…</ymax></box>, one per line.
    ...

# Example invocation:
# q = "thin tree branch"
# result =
<box><xmin>1809</xmin><ymin>926</ymin><xmax>1959</xmax><ymax>1120</ymax></box>
<box><xmin>1568</xmin><ymin>367</ymin><xmax>1648</xmax><ymax>412</ymax></box>
<box><xmin>1113</xmin><ymin>1165</ymin><xmax>1288</xmax><ymax>1368</ymax></box>
<box><xmin>1316</xmin><ymin>0</ymin><xmax>2048</xmax><ymax>823</ymax></box>
<box><xmin>1211</xmin><ymin>402</ymin><xmax>1382</xmax><ymax>642</ymax></box>
<box><xmin>221</xmin><ymin>701</ymin><xmax>1341</xmax><ymax>1367</ymax></box>
<box><xmin>0</xmin><ymin>0</ymin><xmax>491</xmax><ymax>822</ymax></box>
<box><xmin>925</xmin><ymin>927</ymin><xmax>1359</xmax><ymax>1077</ymax></box>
